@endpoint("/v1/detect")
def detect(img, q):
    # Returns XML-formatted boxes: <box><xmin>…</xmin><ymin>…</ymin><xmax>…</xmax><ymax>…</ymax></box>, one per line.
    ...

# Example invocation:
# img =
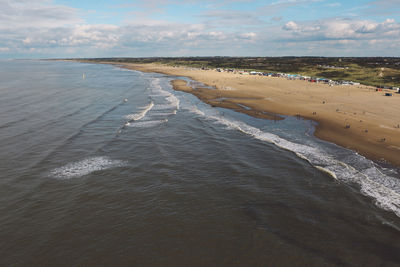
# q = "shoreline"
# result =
<box><xmin>82</xmin><ymin>61</ymin><xmax>400</xmax><ymax>167</ymax></box>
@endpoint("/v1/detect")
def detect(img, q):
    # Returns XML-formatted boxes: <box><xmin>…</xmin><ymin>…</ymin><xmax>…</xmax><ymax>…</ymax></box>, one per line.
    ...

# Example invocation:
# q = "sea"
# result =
<box><xmin>1</xmin><ymin>60</ymin><xmax>400</xmax><ymax>266</ymax></box>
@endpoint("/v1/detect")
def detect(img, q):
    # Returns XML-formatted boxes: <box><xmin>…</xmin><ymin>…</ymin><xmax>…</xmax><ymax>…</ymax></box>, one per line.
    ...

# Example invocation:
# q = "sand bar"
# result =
<box><xmin>98</xmin><ymin>62</ymin><xmax>400</xmax><ymax>167</ymax></box>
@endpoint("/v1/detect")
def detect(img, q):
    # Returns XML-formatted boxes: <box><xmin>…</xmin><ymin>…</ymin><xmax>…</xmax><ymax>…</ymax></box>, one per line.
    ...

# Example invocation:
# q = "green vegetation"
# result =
<box><xmin>80</xmin><ymin>57</ymin><xmax>400</xmax><ymax>87</ymax></box>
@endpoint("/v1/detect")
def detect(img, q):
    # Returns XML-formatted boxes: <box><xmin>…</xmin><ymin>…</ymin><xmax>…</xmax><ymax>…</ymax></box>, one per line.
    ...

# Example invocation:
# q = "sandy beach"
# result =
<box><xmin>104</xmin><ymin>62</ymin><xmax>400</xmax><ymax>167</ymax></box>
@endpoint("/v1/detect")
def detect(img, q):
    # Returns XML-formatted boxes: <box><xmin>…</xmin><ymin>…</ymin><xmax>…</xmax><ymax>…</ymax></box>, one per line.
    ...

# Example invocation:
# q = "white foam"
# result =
<box><xmin>152</xmin><ymin>104</ymin><xmax>175</xmax><ymax>110</ymax></box>
<box><xmin>151</xmin><ymin>110</ymin><xmax>177</xmax><ymax>116</ymax></box>
<box><xmin>295</xmin><ymin>152</ymin><xmax>312</xmax><ymax>164</ymax></box>
<box><xmin>316</xmin><ymin>166</ymin><xmax>338</xmax><ymax>180</ymax></box>
<box><xmin>149</xmin><ymin>78</ymin><xmax>180</xmax><ymax>111</ymax></box>
<box><xmin>186</xmin><ymin>105</ymin><xmax>206</xmax><ymax>117</ymax></box>
<box><xmin>49</xmin><ymin>156</ymin><xmax>125</xmax><ymax>179</ymax></box>
<box><xmin>186</xmin><ymin>102</ymin><xmax>400</xmax><ymax>217</ymax></box>
<box><xmin>166</xmin><ymin>94</ymin><xmax>180</xmax><ymax>110</ymax></box>
<box><xmin>125</xmin><ymin>101</ymin><xmax>154</xmax><ymax>121</ymax></box>
<box><xmin>119</xmin><ymin>78</ymin><xmax>177</xmax><ymax>134</ymax></box>
<box><xmin>128</xmin><ymin>119</ymin><xmax>168</xmax><ymax>128</ymax></box>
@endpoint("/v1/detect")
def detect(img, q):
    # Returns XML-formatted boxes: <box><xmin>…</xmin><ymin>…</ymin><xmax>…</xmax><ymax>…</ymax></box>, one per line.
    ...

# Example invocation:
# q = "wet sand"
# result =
<box><xmin>106</xmin><ymin>62</ymin><xmax>400</xmax><ymax>166</ymax></box>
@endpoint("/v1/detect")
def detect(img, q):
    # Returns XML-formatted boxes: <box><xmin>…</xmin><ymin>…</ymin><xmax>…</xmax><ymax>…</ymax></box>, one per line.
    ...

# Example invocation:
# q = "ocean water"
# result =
<box><xmin>1</xmin><ymin>60</ymin><xmax>400</xmax><ymax>266</ymax></box>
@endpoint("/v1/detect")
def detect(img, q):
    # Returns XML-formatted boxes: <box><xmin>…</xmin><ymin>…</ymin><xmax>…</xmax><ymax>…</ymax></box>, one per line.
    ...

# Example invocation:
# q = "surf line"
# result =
<box><xmin>126</xmin><ymin>101</ymin><xmax>154</xmax><ymax>121</ymax></box>
<box><xmin>116</xmin><ymin>101</ymin><xmax>155</xmax><ymax>136</ymax></box>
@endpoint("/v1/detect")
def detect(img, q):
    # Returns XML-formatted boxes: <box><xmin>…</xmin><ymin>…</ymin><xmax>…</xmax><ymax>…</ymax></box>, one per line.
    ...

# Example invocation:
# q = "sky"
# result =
<box><xmin>0</xmin><ymin>0</ymin><xmax>399</xmax><ymax>58</ymax></box>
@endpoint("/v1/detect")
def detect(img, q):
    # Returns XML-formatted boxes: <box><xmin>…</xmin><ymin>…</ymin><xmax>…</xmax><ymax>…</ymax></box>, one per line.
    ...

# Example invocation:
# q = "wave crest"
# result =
<box><xmin>49</xmin><ymin>156</ymin><xmax>126</xmax><ymax>179</ymax></box>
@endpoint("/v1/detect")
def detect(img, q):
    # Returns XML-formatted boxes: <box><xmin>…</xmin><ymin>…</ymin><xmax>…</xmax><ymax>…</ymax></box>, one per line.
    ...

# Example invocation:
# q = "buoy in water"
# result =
<box><xmin>124</xmin><ymin>98</ymin><xmax>128</xmax><ymax>102</ymax></box>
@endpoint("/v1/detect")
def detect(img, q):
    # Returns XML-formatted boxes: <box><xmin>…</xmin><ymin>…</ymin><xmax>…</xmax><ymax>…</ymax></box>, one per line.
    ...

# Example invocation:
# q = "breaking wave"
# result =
<box><xmin>127</xmin><ymin>119</ymin><xmax>168</xmax><ymax>128</ymax></box>
<box><xmin>186</xmin><ymin>104</ymin><xmax>400</xmax><ymax>217</ymax></box>
<box><xmin>150</xmin><ymin>78</ymin><xmax>179</xmax><ymax>111</ymax></box>
<box><xmin>49</xmin><ymin>156</ymin><xmax>126</xmax><ymax>179</ymax></box>
<box><xmin>125</xmin><ymin>101</ymin><xmax>154</xmax><ymax>121</ymax></box>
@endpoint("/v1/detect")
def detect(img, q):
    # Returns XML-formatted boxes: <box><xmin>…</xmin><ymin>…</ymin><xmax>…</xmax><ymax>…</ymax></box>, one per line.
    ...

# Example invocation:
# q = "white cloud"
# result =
<box><xmin>0</xmin><ymin>0</ymin><xmax>82</xmax><ymax>29</ymax></box>
<box><xmin>365</xmin><ymin>0</ymin><xmax>400</xmax><ymax>15</ymax></box>
<box><xmin>0</xmin><ymin>0</ymin><xmax>399</xmax><ymax>57</ymax></box>
<box><xmin>283</xmin><ymin>21</ymin><xmax>299</xmax><ymax>31</ymax></box>
<box><xmin>241</xmin><ymin>32</ymin><xmax>257</xmax><ymax>38</ymax></box>
<box><xmin>384</xmin><ymin>18</ymin><xmax>395</xmax><ymax>24</ymax></box>
<box><xmin>272</xmin><ymin>16</ymin><xmax>283</xmax><ymax>22</ymax></box>
<box><xmin>23</xmin><ymin>37</ymin><xmax>32</xmax><ymax>45</ymax></box>
<box><xmin>201</xmin><ymin>9</ymin><xmax>266</xmax><ymax>27</ymax></box>
<box><xmin>68</xmin><ymin>25</ymin><xmax>120</xmax><ymax>48</ymax></box>
<box><xmin>281</xmin><ymin>18</ymin><xmax>400</xmax><ymax>40</ymax></box>
<box><xmin>327</xmin><ymin>2</ymin><xmax>341</xmax><ymax>7</ymax></box>
<box><xmin>272</xmin><ymin>0</ymin><xmax>322</xmax><ymax>4</ymax></box>
<box><xmin>270</xmin><ymin>0</ymin><xmax>323</xmax><ymax>7</ymax></box>
<box><xmin>369</xmin><ymin>0</ymin><xmax>400</xmax><ymax>8</ymax></box>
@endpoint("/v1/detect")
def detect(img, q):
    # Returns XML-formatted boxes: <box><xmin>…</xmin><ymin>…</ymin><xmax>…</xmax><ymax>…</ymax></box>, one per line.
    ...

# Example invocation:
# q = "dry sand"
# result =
<box><xmin>110</xmin><ymin>62</ymin><xmax>400</xmax><ymax>167</ymax></box>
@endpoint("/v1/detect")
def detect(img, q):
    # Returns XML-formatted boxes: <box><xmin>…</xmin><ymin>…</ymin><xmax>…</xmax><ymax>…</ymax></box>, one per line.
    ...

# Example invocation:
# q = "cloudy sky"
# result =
<box><xmin>1</xmin><ymin>0</ymin><xmax>399</xmax><ymax>58</ymax></box>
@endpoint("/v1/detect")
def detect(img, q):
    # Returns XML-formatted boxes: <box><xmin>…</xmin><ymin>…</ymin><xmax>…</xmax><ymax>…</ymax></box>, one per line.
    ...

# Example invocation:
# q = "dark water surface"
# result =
<box><xmin>1</xmin><ymin>60</ymin><xmax>400</xmax><ymax>266</ymax></box>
